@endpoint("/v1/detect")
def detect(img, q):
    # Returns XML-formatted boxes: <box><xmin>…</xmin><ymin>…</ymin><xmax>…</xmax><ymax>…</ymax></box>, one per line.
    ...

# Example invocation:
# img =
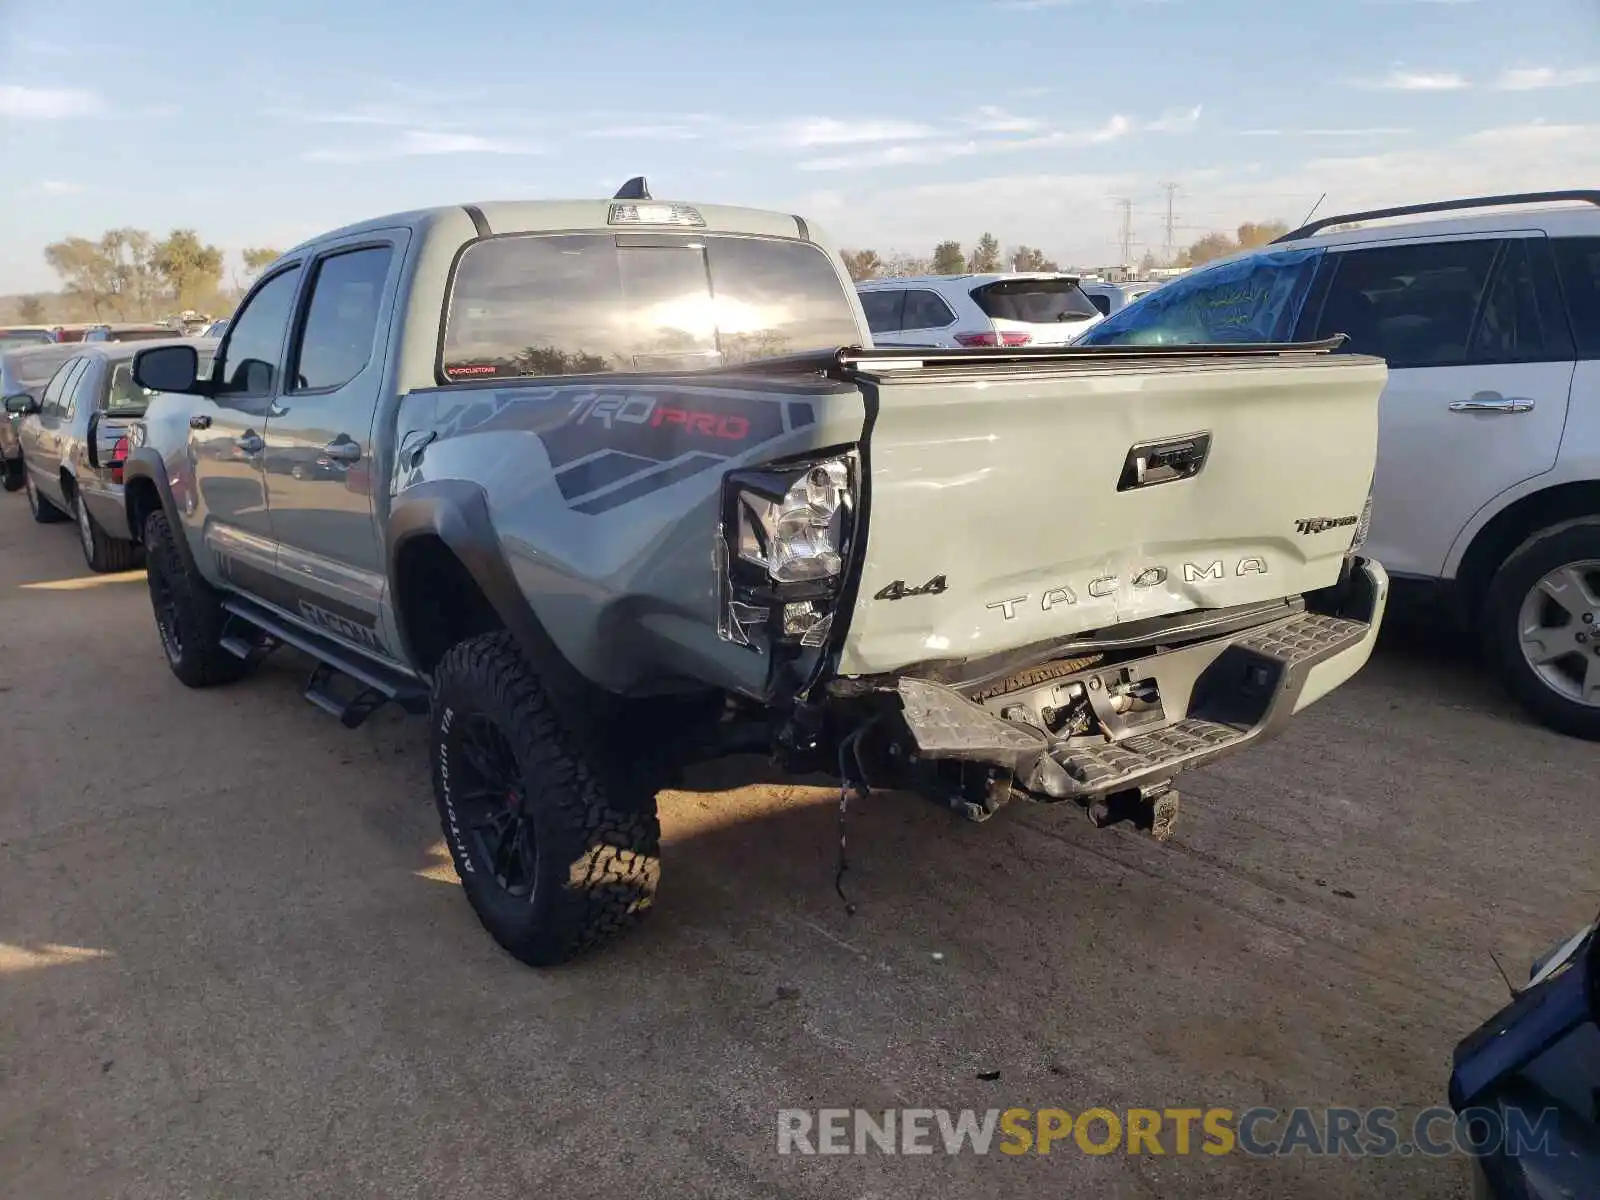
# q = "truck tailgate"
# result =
<box><xmin>837</xmin><ymin>346</ymin><xmax>1386</xmax><ymax>677</ymax></box>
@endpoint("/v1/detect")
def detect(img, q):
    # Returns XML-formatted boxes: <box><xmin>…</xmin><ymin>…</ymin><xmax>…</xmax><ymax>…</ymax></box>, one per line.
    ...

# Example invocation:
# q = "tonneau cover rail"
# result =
<box><xmin>730</xmin><ymin>337</ymin><xmax>1350</xmax><ymax>379</ymax></box>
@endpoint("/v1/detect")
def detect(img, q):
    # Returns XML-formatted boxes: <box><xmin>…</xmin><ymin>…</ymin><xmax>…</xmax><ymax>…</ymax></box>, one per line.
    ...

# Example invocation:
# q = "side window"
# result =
<box><xmin>215</xmin><ymin>266</ymin><xmax>303</xmax><ymax>399</ymax></box>
<box><xmin>62</xmin><ymin>359</ymin><xmax>98</xmax><ymax>419</ymax></box>
<box><xmin>1080</xmin><ymin>247</ymin><xmax>1323</xmax><ymax>347</ymax></box>
<box><xmin>290</xmin><ymin>246</ymin><xmax>393</xmax><ymax>392</ymax></box>
<box><xmin>1553</xmin><ymin>237</ymin><xmax>1600</xmax><ymax>359</ymax></box>
<box><xmin>1313</xmin><ymin>240</ymin><xmax>1498</xmax><ymax>369</ymax></box>
<box><xmin>41</xmin><ymin>360</ymin><xmax>84</xmax><ymax>416</ymax></box>
<box><xmin>1470</xmin><ymin>239</ymin><xmax>1574</xmax><ymax>364</ymax></box>
<box><xmin>901</xmin><ymin>289</ymin><xmax>957</xmax><ymax>329</ymax></box>
<box><xmin>859</xmin><ymin>290</ymin><xmax>904</xmax><ymax>334</ymax></box>
<box><xmin>1086</xmin><ymin>293</ymin><xmax>1112</xmax><ymax>316</ymax></box>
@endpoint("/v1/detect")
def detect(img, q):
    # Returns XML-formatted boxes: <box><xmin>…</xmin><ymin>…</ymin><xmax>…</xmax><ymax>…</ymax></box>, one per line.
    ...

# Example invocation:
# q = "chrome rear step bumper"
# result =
<box><xmin>894</xmin><ymin>560</ymin><xmax>1388</xmax><ymax>803</ymax></box>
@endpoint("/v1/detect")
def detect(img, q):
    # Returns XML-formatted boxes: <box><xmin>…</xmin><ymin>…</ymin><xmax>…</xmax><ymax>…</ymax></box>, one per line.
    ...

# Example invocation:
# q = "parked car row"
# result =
<box><xmin>1072</xmin><ymin>189</ymin><xmax>1600</xmax><ymax>741</ymax></box>
<box><xmin>2</xmin><ymin>338</ymin><xmax>218</xmax><ymax>570</ymax></box>
<box><xmin>0</xmin><ymin>320</ymin><xmax>219</xmax><ymax>347</ymax></box>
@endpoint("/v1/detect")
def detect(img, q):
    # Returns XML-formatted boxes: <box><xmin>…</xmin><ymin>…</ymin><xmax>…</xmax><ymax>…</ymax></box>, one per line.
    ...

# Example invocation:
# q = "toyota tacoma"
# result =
<box><xmin>119</xmin><ymin>180</ymin><xmax>1390</xmax><ymax>966</ymax></box>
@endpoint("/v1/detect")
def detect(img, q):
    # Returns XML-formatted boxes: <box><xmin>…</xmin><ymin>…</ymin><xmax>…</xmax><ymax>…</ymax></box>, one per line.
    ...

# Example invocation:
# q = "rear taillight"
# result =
<box><xmin>954</xmin><ymin>331</ymin><xmax>1032</xmax><ymax>347</ymax></box>
<box><xmin>110</xmin><ymin>436</ymin><xmax>129</xmax><ymax>485</ymax></box>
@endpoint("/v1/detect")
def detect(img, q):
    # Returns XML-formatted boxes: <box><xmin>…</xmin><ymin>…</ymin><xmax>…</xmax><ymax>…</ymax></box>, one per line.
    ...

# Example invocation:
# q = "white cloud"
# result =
<box><xmin>37</xmin><ymin>180</ymin><xmax>82</xmax><ymax>195</ymax></box>
<box><xmin>1355</xmin><ymin>69</ymin><xmax>1469</xmax><ymax>90</ymax></box>
<box><xmin>766</xmin><ymin>117</ymin><xmax>941</xmax><ymax>147</ymax></box>
<box><xmin>1494</xmin><ymin>65</ymin><xmax>1600</xmax><ymax>90</ymax></box>
<box><xmin>586</xmin><ymin>123</ymin><xmax>705</xmax><ymax>140</ymax></box>
<box><xmin>0</xmin><ymin>84</ymin><xmax>102</xmax><ymax>119</ymax></box>
<box><xmin>1144</xmin><ymin>104</ymin><xmax>1203</xmax><ymax>133</ymax></box>
<box><xmin>1238</xmin><ymin>127</ymin><xmax>1414</xmax><ymax>137</ymax></box>
<box><xmin>963</xmin><ymin>106</ymin><xmax>1047</xmax><ymax>134</ymax></box>
<box><xmin>303</xmin><ymin>129</ymin><xmax>544</xmax><ymax>163</ymax></box>
<box><xmin>799</xmin><ymin>119</ymin><xmax>1600</xmax><ymax>270</ymax></box>
<box><xmin>796</xmin><ymin>107</ymin><xmax>1194</xmax><ymax>171</ymax></box>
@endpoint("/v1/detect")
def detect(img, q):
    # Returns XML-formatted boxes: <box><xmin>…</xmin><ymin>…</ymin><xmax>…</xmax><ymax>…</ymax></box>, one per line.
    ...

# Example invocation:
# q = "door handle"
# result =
<box><xmin>234</xmin><ymin>432</ymin><xmax>264</xmax><ymax>454</ymax></box>
<box><xmin>1449</xmin><ymin>392</ymin><xmax>1535</xmax><ymax>414</ymax></box>
<box><xmin>190</xmin><ymin>414</ymin><xmax>212</xmax><ymax>430</ymax></box>
<box><xmin>321</xmin><ymin>439</ymin><xmax>362</xmax><ymax>464</ymax></box>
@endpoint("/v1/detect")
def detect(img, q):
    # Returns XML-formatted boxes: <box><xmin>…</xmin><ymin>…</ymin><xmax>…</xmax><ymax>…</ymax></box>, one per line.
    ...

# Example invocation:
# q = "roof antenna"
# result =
<box><xmin>1298</xmin><ymin>192</ymin><xmax>1327</xmax><ymax>229</ymax></box>
<box><xmin>614</xmin><ymin>176</ymin><xmax>651</xmax><ymax>201</ymax></box>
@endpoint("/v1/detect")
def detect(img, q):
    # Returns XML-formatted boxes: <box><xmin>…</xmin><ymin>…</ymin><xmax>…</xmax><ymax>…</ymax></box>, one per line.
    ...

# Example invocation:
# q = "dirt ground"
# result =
<box><xmin>2</xmin><ymin>493</ymin><xmax>1596</xmax><ymax>1200</ymax></box>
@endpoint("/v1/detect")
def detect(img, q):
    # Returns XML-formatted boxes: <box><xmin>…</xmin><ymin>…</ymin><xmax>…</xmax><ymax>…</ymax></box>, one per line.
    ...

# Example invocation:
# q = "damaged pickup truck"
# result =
<box><xmin>120</xmin><ymin>181</ymin><xmax>1389</xmax><ymax>966</ymax></box>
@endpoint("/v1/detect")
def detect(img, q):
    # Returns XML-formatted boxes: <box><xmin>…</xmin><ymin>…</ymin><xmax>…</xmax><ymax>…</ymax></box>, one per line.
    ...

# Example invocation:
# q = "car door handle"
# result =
<box><xmin>190</xmin><ymin>414</ymin><xmax>212</xmax><ymax>430</ymax></box>
<box><xmin>234</xmin><ymin>432</ymin><xmax>264</xmax><ymax>454</ymax></box>
<box><xmin>321</xmin><ymin>440</ymin><xmax>362</xmax><ymax>464</ymax></box>
<box><xmin>1449</xmin><ymin>392</ymin><xmax>1535</xmax><ymax>414</ymax></box>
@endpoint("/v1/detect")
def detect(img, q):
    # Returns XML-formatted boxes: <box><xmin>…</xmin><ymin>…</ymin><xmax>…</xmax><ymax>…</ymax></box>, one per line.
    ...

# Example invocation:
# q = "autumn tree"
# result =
<box><xmin>880</xmin><ymin>253</ymin><xmax>932</xmax><ymax>278</ymax></box>
<box><xmin>968</xmin><ymin>233</ymin><xmax>1001</xmax><ymax>273</ymax></box>
<box><xmin>153</xmin><ymin>229</ymin><xmax>224</xmax><ymax>311</ymax></box>
<box><xmin>241</xmin><ymin>247</ymin><xmax>282</xmax><ymax>281</ymax></box>
<box><xmin>931</xmin><ymin>240</ymin><xmax>966</xmax><ymax>275</ymax></box>
<box><xmin>1009</xmin><ymin>245</ymin><xmax>1058</xmax><ymax>272</ymax></box>
<box><xmin>840</xmin><ymin>249</ymin><xmax>882</xmax><ymax>281</ymax></box>
<box><xmin>1236</xmin><ymin>221</ymin><xmax>1288</xmax><ymax>250</ymax></box>
<box><xmin>43</xmin><ymin>236</ymin><xmax>120</xmax><ymax>318</ymax></box>
<box><xmin>1178</xmin><ymin>232</ymin><xmax>1238</xmax><ymax>268</ymax></box>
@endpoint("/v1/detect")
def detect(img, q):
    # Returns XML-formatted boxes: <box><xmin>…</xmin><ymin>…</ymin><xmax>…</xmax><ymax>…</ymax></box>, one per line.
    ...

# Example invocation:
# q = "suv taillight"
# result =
<box><xmin>954</xmin><ymin>331</ymin><xmax>1032</xmax><ymax>347</ymax></box>
<box><xmin>110</xmin><ymin>436</ymin><xmax>129</xmax><ymax>485</ymax></box>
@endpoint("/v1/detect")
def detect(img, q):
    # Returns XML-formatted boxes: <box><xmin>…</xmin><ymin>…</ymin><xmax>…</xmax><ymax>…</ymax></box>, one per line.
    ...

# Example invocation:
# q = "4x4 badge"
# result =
<box><xmin>875</xmin><ymin>575</ymin><xmax>948</xmax><ymax>602</ymax></box>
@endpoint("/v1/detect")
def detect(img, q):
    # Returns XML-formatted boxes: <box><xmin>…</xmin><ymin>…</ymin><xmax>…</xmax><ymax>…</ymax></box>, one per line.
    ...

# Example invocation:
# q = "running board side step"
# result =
<box><xmin>219</xmin><ymin>596</ymin><xmax>430</xmax><ymax>727</ymax></box>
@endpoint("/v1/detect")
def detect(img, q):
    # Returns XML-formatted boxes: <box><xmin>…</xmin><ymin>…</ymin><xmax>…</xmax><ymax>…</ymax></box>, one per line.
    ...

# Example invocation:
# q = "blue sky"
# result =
<box><xmin>2</xmin><ymin>0</ymin><xmax>1597</xmax><ymax>291</ymax></box>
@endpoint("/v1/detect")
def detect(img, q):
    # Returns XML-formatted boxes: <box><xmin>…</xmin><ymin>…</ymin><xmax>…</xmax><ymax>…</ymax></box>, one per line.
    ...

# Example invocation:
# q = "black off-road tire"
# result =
<box><xmin>2</xmin><ymin>458</ymin><xmax>22</xmax><ymax>492</ymax></box>
<box><xmin>76</xmin><ymin>495</ymin><xmax>143</xmax><ymax>573</ymax></box>
<box><xmin>142</xmin><ymin>509</ymin><xmax>248</xmax><ymax>688</ymax></box>
<box><xmin>1482</xmin><ymin>519</ymin><xmax>1600</xmax><ymax>741</ymax></box>
<box><xmin>430</xmin><ymin>631</ymin><xmax>660</xmax><ymax>967</ymax></box>
<box><xmin>23</xmin><ymin>466</ymin><xmax>65</xmax><ymax>523</ymax></box>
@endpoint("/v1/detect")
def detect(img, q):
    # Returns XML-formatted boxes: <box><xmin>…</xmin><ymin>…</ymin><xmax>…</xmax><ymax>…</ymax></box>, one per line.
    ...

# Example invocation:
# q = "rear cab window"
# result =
<box><xmin>441</xmin><ymin>233</ymin><xmax>861</xmax><ymax>380</ymax></box>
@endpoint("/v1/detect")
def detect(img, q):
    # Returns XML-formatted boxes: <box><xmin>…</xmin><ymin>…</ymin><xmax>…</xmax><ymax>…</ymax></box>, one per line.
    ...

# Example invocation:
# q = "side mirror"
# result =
<box><xmin>3</xmin><ymin>392</ymin><xmax>37</xmax><ymax>416</ymax></box>
<box><xmin>132</xmin><ymin>344</ymin><xmax>203</xmax><ymax>395</ymax></box>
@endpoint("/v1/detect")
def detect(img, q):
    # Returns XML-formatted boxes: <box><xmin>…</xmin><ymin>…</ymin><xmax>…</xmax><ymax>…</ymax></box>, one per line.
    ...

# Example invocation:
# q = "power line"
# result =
<box><xmin>1159</xmin><ymin>181</ymin><xmax>1181</xmax><ymax>265</ymax></box>
<box><xmin>1112</xmin><ymin>196</ymin><xmax>1134</xmax><ymax>266</ymax></box>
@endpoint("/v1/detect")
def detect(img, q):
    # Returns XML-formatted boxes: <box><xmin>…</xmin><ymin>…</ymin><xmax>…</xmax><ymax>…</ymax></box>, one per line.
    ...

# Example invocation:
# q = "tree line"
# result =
<box><xmin>839</xmin><ymin>220</ymin><xmax>1291</xmax><ymax>281</ymax></box>
<box><xmin>7</xmin><ymin>230</ymin><xmax>284</xmax><ymax>325</ymax></box>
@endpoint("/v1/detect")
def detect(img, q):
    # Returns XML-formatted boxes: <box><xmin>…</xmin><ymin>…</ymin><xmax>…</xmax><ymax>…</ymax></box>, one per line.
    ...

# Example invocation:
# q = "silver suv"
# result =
<box><xmin>857</xmin><ymin>272</ymin><xmax>1104</xmax><ymax>348</ymax></box>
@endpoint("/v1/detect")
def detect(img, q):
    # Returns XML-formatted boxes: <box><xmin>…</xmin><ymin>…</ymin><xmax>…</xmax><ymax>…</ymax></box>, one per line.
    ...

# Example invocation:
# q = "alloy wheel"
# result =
<box><xmin>1517</xmin><ymin>559</ymin><xmax>1600</xmax><ymax>708</ymax></box>
<box><xmin>77</xmin><ymin>498</ymin><xmax>95</xmax><ymax>559</ymax></box>
<box><xmin>451</xmin><ymin>714</ymin><xmax>538</xmax><ymax>897</ymax></box>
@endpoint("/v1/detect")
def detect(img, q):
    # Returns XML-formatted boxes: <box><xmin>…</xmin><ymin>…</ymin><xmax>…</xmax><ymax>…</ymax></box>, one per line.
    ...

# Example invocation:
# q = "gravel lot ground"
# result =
<box><xmin>2</xmin><ymin>493</ymin><xmax>1596</xmax><ymax>1200</ymax></box>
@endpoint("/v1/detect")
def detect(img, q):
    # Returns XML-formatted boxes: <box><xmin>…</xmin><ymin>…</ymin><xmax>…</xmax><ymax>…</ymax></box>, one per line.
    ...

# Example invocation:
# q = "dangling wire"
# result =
<box><xmin>834</xmin><ymin>718</ymin><xmax>880</xmax><ymax>916</ymax></box>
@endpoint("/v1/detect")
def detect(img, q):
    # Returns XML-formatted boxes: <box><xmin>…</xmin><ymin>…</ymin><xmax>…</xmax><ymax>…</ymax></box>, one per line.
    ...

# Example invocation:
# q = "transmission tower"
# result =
<box><xmin>1113</xmin><ymin>197</ymin><xmax>1134</xmax><ymax>268</ymax></box>
<box><xmin>1159</xmin><ymin>181</ymin><xmax>1181</xmax><ymax>265</ymax></box>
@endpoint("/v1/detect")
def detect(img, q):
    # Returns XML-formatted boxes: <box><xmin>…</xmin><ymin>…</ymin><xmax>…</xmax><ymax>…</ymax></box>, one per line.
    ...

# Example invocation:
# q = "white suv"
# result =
<box><xmin>1079</xmin><ymin>191</ymin><xmax>1600</xmax><ymax>739</ymax></box>
<box><xmin>857</xmin><ymin>272</ymin><xmax>1104</xmax><ymax>348</ymax></box>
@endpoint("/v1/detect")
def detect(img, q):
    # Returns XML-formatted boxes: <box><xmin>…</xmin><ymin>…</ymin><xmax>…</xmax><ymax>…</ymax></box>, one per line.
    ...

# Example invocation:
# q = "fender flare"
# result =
<box><xmin>386</xmin><ymin>479</ymin><xmax>612</xmax><ymax>704</ymax></box>
<box><xmin>120</xmin><ymin>448</ymin><xmax>201</xmax><ymax>576</ymax></box>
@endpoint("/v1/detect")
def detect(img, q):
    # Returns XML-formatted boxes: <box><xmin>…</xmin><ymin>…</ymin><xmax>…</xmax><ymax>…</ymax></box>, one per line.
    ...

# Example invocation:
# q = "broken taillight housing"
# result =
<box><xmin>718</xmin><ymin>453</ymin><xmax>857</xmax><ymax>651</ymax></box>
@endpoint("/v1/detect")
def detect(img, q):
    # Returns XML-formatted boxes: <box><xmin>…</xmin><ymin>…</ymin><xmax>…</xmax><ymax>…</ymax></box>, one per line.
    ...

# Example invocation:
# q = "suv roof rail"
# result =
<box><xmin>1273</xmin><ymin>190</ymin><xmax>1600</xmax><ymax>243</ymax></box>
<box><xmin>613</xmin><ymin>176</ymin><xmax>651</xmax><ymax>201</ymax></box>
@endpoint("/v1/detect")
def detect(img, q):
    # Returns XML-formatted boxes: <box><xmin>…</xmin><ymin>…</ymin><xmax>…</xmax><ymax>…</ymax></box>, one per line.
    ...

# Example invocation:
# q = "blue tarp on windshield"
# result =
<box><xmin>1079</xmin><ymin>246</ymin><xmax>1325</xmax><ymax>346</ymax></box>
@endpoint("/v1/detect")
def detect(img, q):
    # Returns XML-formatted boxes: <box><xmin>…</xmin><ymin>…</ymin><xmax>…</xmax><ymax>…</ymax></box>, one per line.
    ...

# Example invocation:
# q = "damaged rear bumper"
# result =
<box><xmin>892</xmin><ymin>558</ymin><xmax>1388</xmax><ymax>804</ymax></box>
